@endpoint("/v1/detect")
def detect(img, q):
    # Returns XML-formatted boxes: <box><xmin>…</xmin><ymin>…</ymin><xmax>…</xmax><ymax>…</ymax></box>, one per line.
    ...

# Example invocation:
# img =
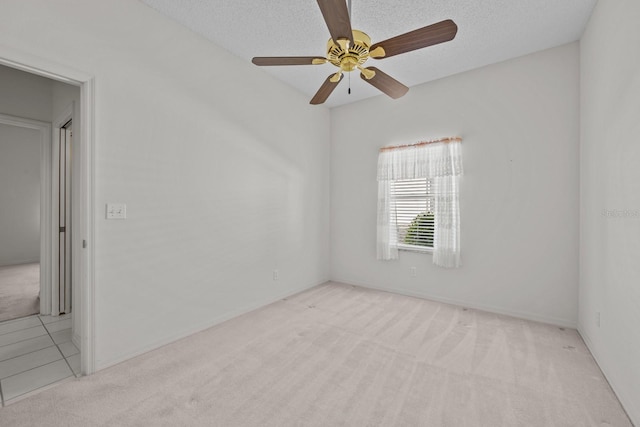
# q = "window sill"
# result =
<box><xmin>397</xmin><ymin>244</ymin><xmax>433</xmax><ymax>254</ymax></box>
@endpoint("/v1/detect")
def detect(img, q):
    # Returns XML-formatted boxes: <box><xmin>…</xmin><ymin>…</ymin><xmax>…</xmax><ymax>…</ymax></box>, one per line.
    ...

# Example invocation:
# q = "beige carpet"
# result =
<box><xmin>0</xmin><ymin>282</ymin><xmax>632</xmax><ymax>426</ymax></box>
<box><xmin>0</xmin><ymin>263</ymin><xmax>40</xmax><ymax>322</ymax></box>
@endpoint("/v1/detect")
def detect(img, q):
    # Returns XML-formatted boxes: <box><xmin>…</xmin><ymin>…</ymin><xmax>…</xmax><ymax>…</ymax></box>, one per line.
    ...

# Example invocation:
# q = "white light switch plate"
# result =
<box><xmin>106</xmin><ymin>203</ymin><xmax>126</xmax><ymax>219</ymax></box>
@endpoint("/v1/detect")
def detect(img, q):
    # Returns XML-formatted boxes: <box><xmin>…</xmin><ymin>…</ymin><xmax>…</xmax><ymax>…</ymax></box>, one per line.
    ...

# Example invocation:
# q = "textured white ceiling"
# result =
<box><xmin>141</xmin><ymin>0</ymin><xmax>597</xmax><ymax>108</ymax></box>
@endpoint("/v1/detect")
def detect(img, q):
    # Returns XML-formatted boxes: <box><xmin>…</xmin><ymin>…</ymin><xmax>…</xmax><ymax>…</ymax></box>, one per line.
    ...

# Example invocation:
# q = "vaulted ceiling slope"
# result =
<box><xmin>141</xmin><ymin>0</ymin><xmax>597</xmax><ymax>108</ymax></box>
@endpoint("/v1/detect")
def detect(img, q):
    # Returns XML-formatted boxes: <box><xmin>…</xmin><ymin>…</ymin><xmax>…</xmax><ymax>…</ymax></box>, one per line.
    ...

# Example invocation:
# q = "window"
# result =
<box><xmin>376</xmin><ymin>137</ymin><xmax>463</xmax><ymax>268</ymax></box>
<box><xmin>391</xmin><ymin>178</ymin><xmax>435</xmax><ymax>252</ymax></box>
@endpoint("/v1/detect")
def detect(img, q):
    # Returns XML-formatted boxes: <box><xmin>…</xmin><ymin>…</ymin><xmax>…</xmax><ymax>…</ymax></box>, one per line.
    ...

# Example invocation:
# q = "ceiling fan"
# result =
<box><xmin>252</xmin><ymin>0</ymin><xmax>458</xmax><ymax>105</ymax></box>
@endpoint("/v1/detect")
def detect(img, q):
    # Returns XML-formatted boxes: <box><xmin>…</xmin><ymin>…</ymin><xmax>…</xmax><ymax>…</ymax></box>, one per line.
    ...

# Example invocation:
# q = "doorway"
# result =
<box><xmin>0</xmin><ymin>111</ymin><xmax>77</xmax><ymax>322</ymax></box>
<box><xmin>0</xmin><ymin>54</ymin><xmax>95</xmax><ymax>384</ymax></box>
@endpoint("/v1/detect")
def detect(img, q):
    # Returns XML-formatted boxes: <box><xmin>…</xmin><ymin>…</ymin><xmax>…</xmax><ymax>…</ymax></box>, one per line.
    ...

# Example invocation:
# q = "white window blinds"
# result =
<box><xmin>391</xmin><ymin>178</ymin><xmax>435</xmax><ymax>250</ymax></box>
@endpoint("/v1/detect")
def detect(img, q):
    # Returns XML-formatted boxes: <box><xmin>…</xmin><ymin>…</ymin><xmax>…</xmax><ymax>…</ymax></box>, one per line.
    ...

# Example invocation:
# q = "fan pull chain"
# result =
<box><xmin>348</xmin><ymin>72</ymin><xmax>351</xmax><ymax>94</ymax></box>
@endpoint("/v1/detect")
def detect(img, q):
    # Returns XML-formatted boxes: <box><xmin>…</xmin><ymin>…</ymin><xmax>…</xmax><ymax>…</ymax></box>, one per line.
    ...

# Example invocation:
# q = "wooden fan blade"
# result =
<box><xmin>310</xmin><ymin>73</ymin><xmax>344</xmax><ymax>105</ymax></box>
<box><xmin>316</xmin><ymin>0</ymin><xmax>354</xmax><ymax>45</ymax></box>
<box><xmin>370</xmin><ymin>20</ymin><xmax>458</xmax><ymax>59</ymax></box>
<box><xmin>252</xmin><ymin>57</ymin><xmax>327</xmax><ymax>66</ymax></box>
<box><xmin>360</xmin><ymin>67</ymin><xmax>408</xmax><ymax>99</ymax></box>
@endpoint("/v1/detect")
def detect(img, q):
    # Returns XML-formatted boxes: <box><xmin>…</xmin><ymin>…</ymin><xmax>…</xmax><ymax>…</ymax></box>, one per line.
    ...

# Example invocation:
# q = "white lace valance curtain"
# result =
<box><xmin>377</xmin><ymin>140</ymin><xmax>463</xmax><ymax>180</ymax></box>
<box><xmin>377</xmin><ymin>139</ymin><xmax>463</xmax><ymax>268</ymax></box>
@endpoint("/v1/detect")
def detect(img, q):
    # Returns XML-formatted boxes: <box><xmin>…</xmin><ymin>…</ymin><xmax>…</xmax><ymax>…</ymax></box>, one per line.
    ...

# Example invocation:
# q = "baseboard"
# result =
<box><xmin>578</xmin><ymin>328</ymin><xmax>638</xmax><ymax>427</ymax></box>
<box><xmin>332</xmin><ymin>278</ymin><xmax>578</xmax><ymax>329</ymax></box>
<box><xmin>0</xmin><ymin>259</ymin><xmax>40</xmax><ymax>268</ymax></box>
<box><xmin>95</xmin><ymin>278</ymin><xmax>328</xmax><ymax>371</ymax></box>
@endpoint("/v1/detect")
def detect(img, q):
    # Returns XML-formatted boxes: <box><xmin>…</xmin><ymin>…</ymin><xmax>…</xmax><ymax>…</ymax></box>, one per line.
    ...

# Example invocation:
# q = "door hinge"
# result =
<box><xmin>59</xmin><ymin>226</ymin><xmax>66</xmax><ymax>232</ymax></box>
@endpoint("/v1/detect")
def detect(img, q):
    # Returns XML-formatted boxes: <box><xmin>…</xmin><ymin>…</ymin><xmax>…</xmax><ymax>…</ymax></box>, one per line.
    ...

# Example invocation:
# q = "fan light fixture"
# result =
<box><xmin>252</xmin><ymin>0</ymin><xmax>458</xmax><ymax>105</ymax></box>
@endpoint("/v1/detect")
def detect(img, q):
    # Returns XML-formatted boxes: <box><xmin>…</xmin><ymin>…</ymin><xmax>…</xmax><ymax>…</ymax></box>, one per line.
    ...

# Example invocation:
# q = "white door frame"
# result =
<box><xmin>0</xmin><ymin>50</ymin><xmax>96</xmax><ymax>375</ymax></box>
<box><xmin>0</xmin><ymin>113</ymin><xmax>51</xmax><ymax>316</ymax></box>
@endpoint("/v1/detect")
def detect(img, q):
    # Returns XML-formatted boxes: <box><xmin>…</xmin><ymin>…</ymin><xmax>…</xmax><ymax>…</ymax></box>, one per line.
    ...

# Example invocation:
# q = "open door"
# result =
<box><xmin>53</xmin><ymin>120</ymin><xmax>72</xmax><ymax>315</ymax></box>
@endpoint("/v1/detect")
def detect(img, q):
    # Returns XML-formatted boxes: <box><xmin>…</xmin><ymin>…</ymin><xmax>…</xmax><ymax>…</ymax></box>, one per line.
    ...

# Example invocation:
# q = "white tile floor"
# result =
<box><xmin>0</xmin><ymin>314</ymin><xmax>80</xmax><ymax>406</ymax></box>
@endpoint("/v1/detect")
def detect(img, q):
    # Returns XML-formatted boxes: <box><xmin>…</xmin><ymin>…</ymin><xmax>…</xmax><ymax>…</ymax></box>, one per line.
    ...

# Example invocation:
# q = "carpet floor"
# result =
<box><xmin>0</xmin><ymin>263</ymin><xmax>40</xmax><ymax>323</ymax></box>
<box><xmin>0</xmin><ymin>282</ymin><xmax>632</xmax><ymax>426</ymax></box>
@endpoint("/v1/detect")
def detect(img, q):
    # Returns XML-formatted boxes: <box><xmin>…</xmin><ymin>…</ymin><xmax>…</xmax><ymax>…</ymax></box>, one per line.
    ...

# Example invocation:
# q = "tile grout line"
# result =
<box><xmin>0</xmin><ymin>358</ymin><xmax>66</xmax><ymax>381</ymax></box>
<box><xmin>0</xmin><ymin>343</ymin><xmax>59</xmax><ymax>365</ymax></box>
<box><xmin>38</xmin><ymin>315</ymin><xmax>72</xmax><ymax>328</ymax></box>
<box><xmin>0</xmin><ymin>318</ymin><xmax>42</xmax><ymax>337</ymax></box>
<box><xmin>38</xmin><ymin>316</ymin><xmax>78</xmax><ymax>379</ymax></box>
<box><xmin>0</xmin><ymin>327</ymin><xmax>49</xmax><ymax>349</ymax></box>
<box><xmin>0</xmin><ymin>314</ymin><xmax>39</xmax><ymax>327</ymax></box>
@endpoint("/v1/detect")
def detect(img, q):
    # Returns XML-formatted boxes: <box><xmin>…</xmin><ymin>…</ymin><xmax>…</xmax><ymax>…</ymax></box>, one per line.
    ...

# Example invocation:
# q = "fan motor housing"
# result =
<box><xmin>326</xmin><ymin>30</ymin><xmax>371</xmax><ymax>72</ymax></box>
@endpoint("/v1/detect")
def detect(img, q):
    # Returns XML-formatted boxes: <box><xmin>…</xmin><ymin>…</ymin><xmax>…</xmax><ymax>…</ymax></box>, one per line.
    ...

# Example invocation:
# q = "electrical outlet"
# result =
<box><xmin>596</xmin><ymin>311</ymin><xmax>601</xmax><ymax>327</ymax></box>
<box><xmin>410</xmin><ymin>267</ymin><xmax>417</xmax><ymax>277</ymax></box>
<box><xmin>273</xmin><ymin>270</ymin><xmax>279</xmax><ymax>281</ymax></box>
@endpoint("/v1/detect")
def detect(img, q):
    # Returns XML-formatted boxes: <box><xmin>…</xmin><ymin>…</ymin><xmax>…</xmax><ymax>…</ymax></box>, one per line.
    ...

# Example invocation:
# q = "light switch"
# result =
<box><xmin>106</xmin><ymin>203</ymin><xmax>127</xmax><ymax>219</ymax></box>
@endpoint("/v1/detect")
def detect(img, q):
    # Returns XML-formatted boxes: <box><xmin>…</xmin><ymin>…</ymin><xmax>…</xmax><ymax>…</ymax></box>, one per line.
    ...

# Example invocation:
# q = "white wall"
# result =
<box><xmin>0</xmin><ymin>0</ymin><xmax>330</xmax><ymax>369</ymax></box>
<box><xmin>580</xmin><ymin>1</ymin><xmax>640</xmax><ymax>424</ymax></box>
<box><xmin>0</xmin><ymin>123</ymin><xmax>41</xmax><ymax>266</ymax></box>
<box><xmin>0</xmin><ymin>64</ymin><xmax>52</xmax><ymax>122</ymax></box>
<box><xmin>331</xmin><ymin>43</ymin><xmax>580</xmax><ymax>327</ymax></box>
